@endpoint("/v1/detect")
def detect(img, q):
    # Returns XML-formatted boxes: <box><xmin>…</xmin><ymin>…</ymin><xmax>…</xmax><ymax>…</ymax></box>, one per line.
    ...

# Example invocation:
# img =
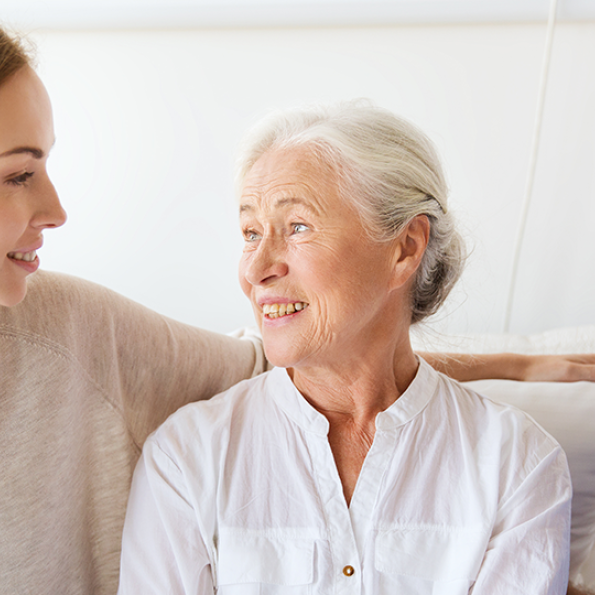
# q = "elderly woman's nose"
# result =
<box><xmin>245</xmin><ymin>239</ymin><xmax>289</xmax><ymax>286</ymax></box>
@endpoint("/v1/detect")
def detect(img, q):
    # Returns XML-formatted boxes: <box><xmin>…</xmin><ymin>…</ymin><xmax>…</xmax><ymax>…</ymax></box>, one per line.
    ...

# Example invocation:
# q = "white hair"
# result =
<box><xmin>235</xmin><ymin>100</ymin><xmax>465</xmax><ymax>323</ymax></box>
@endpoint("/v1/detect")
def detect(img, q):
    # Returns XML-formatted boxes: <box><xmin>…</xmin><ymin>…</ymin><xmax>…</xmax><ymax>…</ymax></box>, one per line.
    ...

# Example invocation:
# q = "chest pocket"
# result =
<box><xmin>216</xmin><ymin>531</ymin><xmax>314</xmax><ymax>595</ymax></box>
<box><xmin>374</xmin><ymin>527</ymin><xmax>487</xmax><ymax>593</ymax></box>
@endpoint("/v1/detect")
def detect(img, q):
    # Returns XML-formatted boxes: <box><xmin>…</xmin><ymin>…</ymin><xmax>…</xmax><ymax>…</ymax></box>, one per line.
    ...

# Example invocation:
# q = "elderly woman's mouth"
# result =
<box><xmin>262</xmin><ymin>302</ymin><xmax>309</xmax><ymax>319</ymax></box>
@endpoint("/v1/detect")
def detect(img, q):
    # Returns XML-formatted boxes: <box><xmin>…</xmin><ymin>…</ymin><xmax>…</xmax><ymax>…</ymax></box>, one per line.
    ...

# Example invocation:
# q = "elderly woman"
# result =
<box><xmin>118</xmin><ymin>103</ymin><xmax>572</xmax><ymax>594</ymax></box>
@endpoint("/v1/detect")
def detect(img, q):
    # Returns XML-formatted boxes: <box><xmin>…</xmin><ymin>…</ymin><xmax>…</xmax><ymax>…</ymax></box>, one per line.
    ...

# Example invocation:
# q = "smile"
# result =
<box><xmin>8</xmin><ymin>250</ymin><xmax>38</xmax><ymax>263</ymax></box>
<box><xmin>262</xmin><ymin>302</ymin><xmax>308</xmax><ymax>319</ymax></box>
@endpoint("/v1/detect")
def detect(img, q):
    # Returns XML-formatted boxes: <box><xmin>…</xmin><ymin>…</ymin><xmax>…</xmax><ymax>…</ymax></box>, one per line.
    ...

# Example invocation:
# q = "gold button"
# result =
<box><xmin>343</xmin><ymin>565</ymin><xmax>355</xmax><ymax>576</ymax></box>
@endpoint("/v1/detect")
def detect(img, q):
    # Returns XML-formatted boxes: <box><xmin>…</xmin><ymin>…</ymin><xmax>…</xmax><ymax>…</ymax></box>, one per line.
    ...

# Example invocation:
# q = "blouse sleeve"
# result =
<box><xmin>118</xmin><ymin>438</ymin><xmax>215</xmax><ymax>594</ymax></box>
<box><xmin>471</xmin><ymin>444</ymin><xmax>572</xmax><ymax>594</ymax></box>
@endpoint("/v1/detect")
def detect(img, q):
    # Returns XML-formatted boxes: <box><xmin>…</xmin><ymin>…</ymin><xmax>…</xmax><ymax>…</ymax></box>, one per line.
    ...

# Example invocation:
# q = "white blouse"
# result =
<box><xmin>119</xmin><ymin>359</ymin><xmax>571</xmax><ymax>594</ymax></box>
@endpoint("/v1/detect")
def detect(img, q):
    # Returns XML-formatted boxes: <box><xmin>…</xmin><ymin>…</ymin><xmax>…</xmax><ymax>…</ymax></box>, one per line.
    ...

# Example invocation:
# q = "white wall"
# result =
<box><xmin>5</xmin><ymin>0</ymin><xmax>595</xmax><ymax>29</ymax></box>
<box><xmin>26</xmin><ymin>22</ymin><xmax>595</xmax><ymax>335</ymax></box>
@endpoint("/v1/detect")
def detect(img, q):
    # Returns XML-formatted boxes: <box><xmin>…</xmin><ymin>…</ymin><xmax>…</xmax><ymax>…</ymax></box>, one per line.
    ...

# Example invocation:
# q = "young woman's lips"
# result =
<box><xmin>7</xmin><ymin>247</ymin><xmax>41</xmax><ymax>274</ymax></box>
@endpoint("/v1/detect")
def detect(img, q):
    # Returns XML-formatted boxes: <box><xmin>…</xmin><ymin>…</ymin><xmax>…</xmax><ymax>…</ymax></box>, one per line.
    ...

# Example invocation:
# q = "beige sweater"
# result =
<box><xmin>0</xmin><ymin>271</ymin><xmax>265</xmax><ymax>595</ymax></box>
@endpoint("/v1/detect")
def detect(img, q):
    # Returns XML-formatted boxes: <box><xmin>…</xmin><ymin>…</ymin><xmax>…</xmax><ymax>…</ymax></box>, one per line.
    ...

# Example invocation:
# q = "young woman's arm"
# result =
<box><xmin>420</xmin><ymin>352</ymin><xmax>595</xmax><ymax>383</ymax></box>
<box><xmin>568</xmin><ymin>583</ymin><xmax>595</xmax><ymax>595</ymax></box>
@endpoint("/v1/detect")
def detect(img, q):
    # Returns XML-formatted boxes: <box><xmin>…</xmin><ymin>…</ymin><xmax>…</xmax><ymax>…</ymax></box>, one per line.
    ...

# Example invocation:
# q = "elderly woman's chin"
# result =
<box><xmin>260</xmin><ymin>326</ymin><xmax>312</xmax><ymax>370</ymax></box>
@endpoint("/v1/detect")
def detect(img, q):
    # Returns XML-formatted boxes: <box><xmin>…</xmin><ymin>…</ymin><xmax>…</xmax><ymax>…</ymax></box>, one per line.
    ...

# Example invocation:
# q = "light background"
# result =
<box><xmin>3</xmin><ymin>1</ymin><xmax>595</xmax><ymax>335</ymax></box>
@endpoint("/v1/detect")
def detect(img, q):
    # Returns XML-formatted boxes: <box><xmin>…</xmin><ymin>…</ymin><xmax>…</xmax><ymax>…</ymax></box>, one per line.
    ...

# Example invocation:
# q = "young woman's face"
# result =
<box><xmin>0</xmin><ymin>67</ymin><xmax>66</xmax><ymax>306</ymax></box>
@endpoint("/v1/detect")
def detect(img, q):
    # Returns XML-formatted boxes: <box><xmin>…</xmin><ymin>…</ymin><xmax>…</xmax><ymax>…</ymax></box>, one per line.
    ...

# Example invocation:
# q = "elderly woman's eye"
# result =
<box><xmin>292</xmin><ymin>223</ymin><xmax>309</xmax><ymax>234</ymax></box>
<box><xmin>243</xmin><ymin>229</ymin><xmax>261</xmax><ymax>242</ymax></box>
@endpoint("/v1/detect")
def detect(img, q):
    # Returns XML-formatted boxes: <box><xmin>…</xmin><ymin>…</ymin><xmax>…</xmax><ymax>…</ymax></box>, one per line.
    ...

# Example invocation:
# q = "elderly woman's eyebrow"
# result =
<box><xmin>239</xmin><ymin>196</ymin><xmax>319</xmax><ymax>214</ymax></box>
<box><xmin>274</xmin><ymin>197</ymin><xmax>317</xmax><ymax>210</ymax></box>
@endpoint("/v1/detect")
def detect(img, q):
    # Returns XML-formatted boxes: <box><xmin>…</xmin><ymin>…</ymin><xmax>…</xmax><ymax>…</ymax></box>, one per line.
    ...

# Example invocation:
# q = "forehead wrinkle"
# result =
<box><xmin>240</xmin><ymin>150</ymin><xmax>336</xmax><ymax>215</ymax></box>
<box><xmin>240</xmin><ymin>185</ymin><xmax>322</xmax><ymax>217</ymax></box>
<box><xmin>273</xmin><ymin>196</ymin><xmax>320</xmax><ymax>216</ymax></box>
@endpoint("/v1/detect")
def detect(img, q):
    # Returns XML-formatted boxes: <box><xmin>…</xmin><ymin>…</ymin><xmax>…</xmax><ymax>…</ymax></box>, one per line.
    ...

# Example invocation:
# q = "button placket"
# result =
<box><xmin>306</xmin><ymin>430</ymin><xmax>362</xmax><ymax>594</ymax></box>
<box><xmin>348</xmin><ymin>421</ymin><xmax>398</xmax><ymax>593</ymax></box>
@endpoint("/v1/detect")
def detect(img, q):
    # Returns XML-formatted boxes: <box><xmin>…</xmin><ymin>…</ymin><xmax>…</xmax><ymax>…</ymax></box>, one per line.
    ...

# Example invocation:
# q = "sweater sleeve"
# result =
<box><xmin>22</xmin><ymin>271</ymin><xmax>265</xmax><ymax>448</ymax></box>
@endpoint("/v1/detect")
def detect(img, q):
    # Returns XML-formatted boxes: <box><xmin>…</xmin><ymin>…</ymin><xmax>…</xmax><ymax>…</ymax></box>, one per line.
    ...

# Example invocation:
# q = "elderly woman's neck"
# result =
<box><xmin>289</xmin><ymin>339</ymin><xmax>418</xmax><ymax>506</ymax></box>
<box><xmin>289</xmin><ymin>340</ymin><xmax>419</xmax><ymax>424</ymax></box>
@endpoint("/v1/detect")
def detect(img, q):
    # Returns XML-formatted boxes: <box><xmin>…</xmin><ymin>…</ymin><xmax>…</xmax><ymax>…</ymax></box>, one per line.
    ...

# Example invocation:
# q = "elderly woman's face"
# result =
<box><xmin>239</xmin><ymin>146</ymin><xmax>402</xmax><ymax>369</ymax></box>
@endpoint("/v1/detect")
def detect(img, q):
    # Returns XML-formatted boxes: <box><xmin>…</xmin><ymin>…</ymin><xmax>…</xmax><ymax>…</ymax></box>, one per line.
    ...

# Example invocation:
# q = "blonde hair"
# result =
<box><xmin>236</xmin><ymin>100</ymin><xmax>465</xmax><ymax>323</ymax></box>
<box><xmin>0</xmin><ymin>27</ymin><xmax>31</xmax><ymax>88</ymax></box>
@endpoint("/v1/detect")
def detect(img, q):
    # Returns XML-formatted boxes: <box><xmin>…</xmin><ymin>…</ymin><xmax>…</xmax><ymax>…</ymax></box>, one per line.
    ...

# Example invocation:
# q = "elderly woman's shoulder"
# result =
<box><xmin>153</xmin><ymin>371</ymin><xmax>272</xmax><ymax>436</ymax></box>
<box><xmin>144</xmin><ymin>370</ymin><xmax>273</xmax><ymax>464</ymax></box>
<box><xmin>433</xmin><ymin>370</ymin><xmax>563</xmax><ymax>457</ymax></box>
<box><xmin>428</xmin><ymin>372</ymin><xmax>570</xmax><ymax>507</ymax></box>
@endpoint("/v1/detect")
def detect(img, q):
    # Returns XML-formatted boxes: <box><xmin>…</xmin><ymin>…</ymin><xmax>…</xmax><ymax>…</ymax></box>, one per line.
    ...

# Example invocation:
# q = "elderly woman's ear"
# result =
<box><xmin>389</xmin><ymin>214</ymin><xmax>430</xmax><ymax>291</ymax></box>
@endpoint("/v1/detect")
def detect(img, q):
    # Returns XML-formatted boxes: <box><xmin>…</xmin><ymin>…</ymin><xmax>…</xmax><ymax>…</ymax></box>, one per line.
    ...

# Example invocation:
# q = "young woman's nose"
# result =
<box><xmin>31</xmin><ymin>178</ymin><xmax>67</xmax><ymax>229</ymax></box>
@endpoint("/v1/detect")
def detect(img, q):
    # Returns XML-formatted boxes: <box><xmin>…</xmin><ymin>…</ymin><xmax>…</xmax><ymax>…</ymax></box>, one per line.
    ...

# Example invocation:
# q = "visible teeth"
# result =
<box><xmin>9</xmin><ymin>250</ymin><xmax>37</xmax><ymax>262</ymax></box>
<box><xmin>262</xmin><ymin>302</ymin><xmax>308</xmax><ymax>318</ymax></box>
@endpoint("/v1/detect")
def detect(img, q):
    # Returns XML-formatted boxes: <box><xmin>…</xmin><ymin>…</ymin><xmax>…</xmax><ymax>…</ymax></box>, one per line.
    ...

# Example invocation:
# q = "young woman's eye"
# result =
<box><xmin>292</xmin><ymin>223</ymin><xmax>309</xmax><ymax>234</ymax></box>
<box><xmin>6</xmin><ymin>172</ymin><xmax>34</xmax><ymax>187</ymax></box>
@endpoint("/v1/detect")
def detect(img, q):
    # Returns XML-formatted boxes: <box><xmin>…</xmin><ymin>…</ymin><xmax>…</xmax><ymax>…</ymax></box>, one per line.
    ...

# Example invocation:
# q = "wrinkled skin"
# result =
<box><xmin>238</xmin><ymin>146</ymin><xmax>420</xmax><ymax>379</ymax></box>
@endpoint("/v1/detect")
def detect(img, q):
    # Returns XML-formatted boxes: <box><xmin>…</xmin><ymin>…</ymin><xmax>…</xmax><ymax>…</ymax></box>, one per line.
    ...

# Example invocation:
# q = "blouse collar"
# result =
<box><xmin>266</xmin><ymin>357</ymin><xmax>439</xmax><ymax>435</ymax></box>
